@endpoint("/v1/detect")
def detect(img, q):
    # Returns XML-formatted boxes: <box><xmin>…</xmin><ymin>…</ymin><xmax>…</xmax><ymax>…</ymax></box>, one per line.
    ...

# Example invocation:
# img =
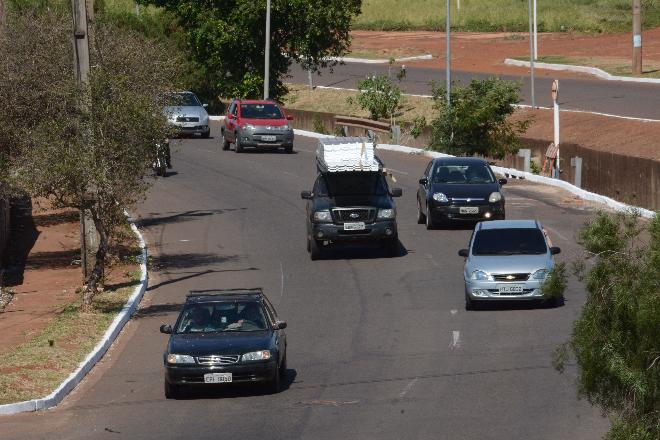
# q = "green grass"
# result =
<box><xmin>355</xmin><ymin>0</ymin><xmax>660</xmax><ymax>33</ymax></box>
<box><xmin>514</xmin><ymin>55</ymin><xmax>660</xmax><ymax>78</ymax></box>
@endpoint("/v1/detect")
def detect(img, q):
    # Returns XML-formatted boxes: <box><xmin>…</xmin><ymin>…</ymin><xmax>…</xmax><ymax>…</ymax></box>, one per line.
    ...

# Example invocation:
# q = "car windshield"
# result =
<box><xmin>168</xmin><ymin>93</ymin><xmax>201</xmax><ymax>107</ymax></box>
<box><xmin>175</xmin><ymin>301</ymin><xmax>269</xmax><ymax>333</ymax></box>
<box><xmin>433</xmin><ymin>164</ymin><xmax>495</xmax><ymax>184</ymax></box>
<box><xmin>240</xmin><ymin>103</ymin><xmax>283</xmax><ymax>119</ymax></box>
<box><xmin>472</xmin><ymin>228</ymin><xmax>548</xmax><ymax>255</ymax></box>
<box><xmin>319</xmin><ymin>172</ymin><xmax>388</xmax><ymax>197</ymax></box>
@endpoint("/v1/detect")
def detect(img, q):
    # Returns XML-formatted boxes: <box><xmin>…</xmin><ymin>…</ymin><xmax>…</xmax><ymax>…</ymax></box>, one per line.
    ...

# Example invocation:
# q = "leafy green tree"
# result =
<box><xmin>140</xmin><ymin>0</ymin><xmax>362</xmax><ymax>102</ymax></box>
<box><xmin>429</xmin><ymin>78</ymin><xmax>531</xmax><ymax>159</ymax></box>
<box><xmin>555</xmin><ymin>211</ymin><xmax>660</xmax><ymax>440</ymax></box>
<box><xmin>349</xmin><ymin>74</ymin><xmax>402</xmax><ymax>122</ymax></box>
<box><xmin>0</xmin><ymin>9</ymin><xmax>181</xmax><ymax>308</ymax></box>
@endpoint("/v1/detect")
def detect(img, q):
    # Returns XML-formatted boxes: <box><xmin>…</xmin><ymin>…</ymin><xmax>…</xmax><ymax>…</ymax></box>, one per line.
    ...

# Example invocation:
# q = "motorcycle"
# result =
<box><xmin>153</xmin><ymin>139</ymin><xmax>171</xmax><ymax>177</ymax></box>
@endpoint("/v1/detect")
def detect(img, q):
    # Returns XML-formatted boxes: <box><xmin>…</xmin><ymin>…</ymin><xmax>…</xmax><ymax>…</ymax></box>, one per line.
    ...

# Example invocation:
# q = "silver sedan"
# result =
<box><xmin>164</xmin><ymin>91</ymin><xmax>210</xmax><ymax>138</ymax></box>
<box><xmin>458</xmin><ymin>219</ymin><xmax>561</xmax><ymax>310</ymax></box>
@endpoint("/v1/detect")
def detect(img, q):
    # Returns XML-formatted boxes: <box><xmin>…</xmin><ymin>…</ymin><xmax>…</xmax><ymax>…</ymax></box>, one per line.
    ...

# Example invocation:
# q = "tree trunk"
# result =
<box><xmin>82</xmin><ymin>206</ymin><xmax>108</xmax><ymax>311</ymax></box>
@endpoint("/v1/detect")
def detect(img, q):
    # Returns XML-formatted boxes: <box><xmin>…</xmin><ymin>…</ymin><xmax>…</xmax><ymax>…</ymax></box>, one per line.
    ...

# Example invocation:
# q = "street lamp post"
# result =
<box><xmin>528</xmin><ymin>0</ymin><xmax>535</xmax><ymax>109</ymax></box>
<box><xmin>263</xmin><ymin>0</ymin><xmax>271</xmax><ymax>100</ymax></box>
<box><xmin>445</xmin><ymin>0</ymin><xmax>451</xmax><ymax>107</ymax></box>
<box><xmin>533</xmin><ymin>0</ymin><xmax>538</xmax><ymax>60</ymax></box>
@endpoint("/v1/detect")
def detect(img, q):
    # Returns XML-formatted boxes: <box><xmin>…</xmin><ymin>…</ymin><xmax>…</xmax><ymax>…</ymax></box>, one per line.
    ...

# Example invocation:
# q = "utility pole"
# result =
<box><xmin>552</xmin><ymin>80</ymin><xmax>560</xmax><ymax>178</ymax></box>
<box><xmin>533</xmin><ymin>0</ymin><xmax>538</xmax><ymax>60</ymax></box>
<box><xmin>633</xmin><ymin>0</ymin><xmax>642</xmax><ymax>75</ymax></box>
<box><xmin>528</xmin><ymin>0</ymin><xmax>535</xmax><ymax>109</ymax></box>
<box><xmin>445</xmin><ymin>0</ymin><xmax>451</xmax><ymax>107</ymax></box>
<box><xmin>263</xmin><ymin>0</ymin><xmax>271</xmax><ymax>100</ymax></box>
<box><xmin>71</xmin><ymin>0</ymin><xmax>98</xmax><ymax>281</ymax></box>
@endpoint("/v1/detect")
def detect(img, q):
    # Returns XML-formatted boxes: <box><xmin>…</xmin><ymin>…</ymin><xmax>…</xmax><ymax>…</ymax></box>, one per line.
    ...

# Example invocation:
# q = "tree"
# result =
<box><xmin>429</xmin><ymin>78</ymin><xmax>531</xmax><ymax>159</ymax></box>
<box><xmin>0</xmin><ymin>9</ymin><xmax>181</xmax><ymax>309</ymax></box>
<box><xmin>350</xmin><ymin>74</ymin><xmax>402</xmax><ymax>122</ymax></box>
<box><xmin>555</xmin><ymin>211</ymin><xmax>660</xmax><ymax>440</ymax></box>
<box><xmin>141</xmin><ymin>0</ymin><xmax>362</xmax><ymax>101</ymax></box>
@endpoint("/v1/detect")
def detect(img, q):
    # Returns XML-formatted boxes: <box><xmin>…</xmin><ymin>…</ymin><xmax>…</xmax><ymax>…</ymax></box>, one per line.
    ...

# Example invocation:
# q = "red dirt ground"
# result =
<box><xmin>350</xmin><ymin>28</ymin><xmax>660</xmax><ymax>78</ymax></box>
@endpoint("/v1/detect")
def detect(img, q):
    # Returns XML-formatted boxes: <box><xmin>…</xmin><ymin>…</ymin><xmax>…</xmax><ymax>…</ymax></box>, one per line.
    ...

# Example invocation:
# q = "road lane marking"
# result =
<box><xmin>398</xmin><ymin>377</ymin><xmax>418</xmax><ymax>398</ymax></box>
<box><xmin>179</xmin><ymin>239</ymin><xmax>191</xmax><ymax>242</ymax></box>
<box><xmin>386</xmin><ymin>167</ymin><xmax>409</xmax><ymax>175</ymax></box>
<box><xmin>279</xmin><ymin>261</ymin><xmax>285</xmax><ymax>300</ymax></box>
<box><xmin>451</xmin><ymin>331</ymin><xmax>461</xmax><ymax>349</ymax></box>
<box><xmin>450</xmin><ymin>309</ymin><xmax>458</xmax><ymax>315</ymax></box>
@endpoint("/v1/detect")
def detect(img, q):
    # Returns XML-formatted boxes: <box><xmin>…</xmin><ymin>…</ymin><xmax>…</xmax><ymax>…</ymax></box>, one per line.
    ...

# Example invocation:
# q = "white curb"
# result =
<box><xmin>505</xmin><ymin>58</ymin><xmax>660</xmax><ymax>85</ymax></box>
<box><xmin>327</xmin><ymin>54</ymin><xmax>433</xmax><ymax>64</ymax></box>
<box><xmin>295</xmin><ymin>129</ymin><xmax>656</xmax><ymax>219</ymax></box>
<box><xmin>0</xmin><ymin>213</ymin><xmax>149</xmax><ymax>416</ymax></box>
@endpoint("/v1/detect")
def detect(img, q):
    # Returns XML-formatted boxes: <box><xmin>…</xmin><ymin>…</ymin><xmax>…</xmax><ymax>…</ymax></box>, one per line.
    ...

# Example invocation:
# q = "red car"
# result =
<box><xmin>221</xmin><ymin>99</ymin><xmax>295</xmax><ymax>153</ymax></box>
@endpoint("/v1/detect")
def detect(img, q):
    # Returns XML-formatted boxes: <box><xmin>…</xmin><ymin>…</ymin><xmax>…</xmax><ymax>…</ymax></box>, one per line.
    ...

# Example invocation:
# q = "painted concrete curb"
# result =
<box><xmin>505</xmin><ymin>58</ymin><xmax>660</xmax><ymax>85</ymax></box>
<box><xmin>327</xmin><ymin>54</ymin><xmax>433</xmax><ymax>64</ymax></box>
<box><xmin>0</xmin><ymin>213</ymin><xmax>149</xmax><ymax>416</ymax></box>
<box><xmin>296</xmin><ymin>130</ymin><xmax>656</xmax><ymax>219</ymax></box>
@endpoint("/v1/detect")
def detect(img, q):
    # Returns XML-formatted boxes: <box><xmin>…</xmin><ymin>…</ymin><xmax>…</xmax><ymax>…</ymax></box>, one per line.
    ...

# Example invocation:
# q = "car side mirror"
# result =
<box><xmin>227</xmin><ymin>114</ymin><xmax>235</xmax><ymax>120</ymax></box>
<box><xmin>419</xmin><ymin>177</ymin><xmax>428</xmax><ymax>185</ymax></box>
<box><xmin>202</xmin><ymin>103</ymin><xmax>209</xmax><ymax>109</ymax></box>
<box><xmin>498</xmin><ymin>178</ymin><xmax>508</xmax><ymax>185</ymax></box>
<box><xmin>160</xmin><ymin>324</ymin><xmax>172</xmax><ymax>334</ymax></box>
<box><xmin>301</xmin><ymin>190</ymin><xmax>313</xmax><ymax>200</ymax></box>
<box><xmin>275</xmin><ymin>320</ymin><xmax>287</xmax><ymax>330</ymax></box>
<box><xmin>287</xmin><ymin>115</ymin><xmax>294</xmax><ymax>121</ymax></box>
<box><xmin>550</xmin><ymin>246</ymin><xmax>561</xmax><ymax>255</ymax></box>
<box><xmin>458</xmin><ymin>249</ymin><xmax>469</xmax><ymax>258</ymax></box>
<box><xmin>390</xmin><ymin>188</ymin><xmax>403</xmax><ymax>198</ymax></box>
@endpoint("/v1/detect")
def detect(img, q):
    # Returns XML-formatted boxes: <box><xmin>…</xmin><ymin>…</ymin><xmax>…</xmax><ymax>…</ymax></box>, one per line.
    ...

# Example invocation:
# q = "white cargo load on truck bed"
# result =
<box><xmin>316</xmin><ymin>137</ymin><xmax>380</xmax><ymax>173</ymax></box>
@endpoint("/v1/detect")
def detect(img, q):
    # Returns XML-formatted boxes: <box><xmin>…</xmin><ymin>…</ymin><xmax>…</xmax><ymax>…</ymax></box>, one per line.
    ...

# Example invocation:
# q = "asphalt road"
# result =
<box><xmin>289</xmin><ymin>62</ymin><xmax>660</xmax><ymax>120</ymax></box>
<box><xmin>1</xmin><ymin>126</ymin><xmax>609</xmax><ymax>439</ymax></box>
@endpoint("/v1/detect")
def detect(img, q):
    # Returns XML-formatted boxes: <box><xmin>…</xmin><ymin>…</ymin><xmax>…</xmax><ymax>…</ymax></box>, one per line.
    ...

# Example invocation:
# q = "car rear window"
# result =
<box><xmin>175</xmin><ymin>301</ymin><xmax>268</xmax><ymax>333</ymax></box>
<box><xmin>240</xmin><ymin>104</ymin><xmax>283</xmax><ymax>119</ymax></box>
<box><xmin>472</xmin><ymin>228</ymin><xmax>547</xmax><ymax>255</ymax></box>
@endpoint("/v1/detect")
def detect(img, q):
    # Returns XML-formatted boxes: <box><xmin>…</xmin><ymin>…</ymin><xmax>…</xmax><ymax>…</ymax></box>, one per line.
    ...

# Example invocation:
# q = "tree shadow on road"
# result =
<box><xmin>146</xmin><ymin>267</ymin><xmax>259</xmax><ymax>291</ymax></box>
<box><xmin>136</xmin><ymin>208</ymin><xmax>245</xmax><ymax>228</ymax></box>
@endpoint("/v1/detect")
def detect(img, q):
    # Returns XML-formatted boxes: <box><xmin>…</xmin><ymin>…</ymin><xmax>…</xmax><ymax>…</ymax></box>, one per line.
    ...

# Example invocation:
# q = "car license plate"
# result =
<box><xmin>261</xmin><ymin>135</ymin><xmax>276</xmax><ymax>142</ymax></box>
<box><xmin>498</xmin><ymin>284</ymin><xmax>524</xmax><ymax>294</ymax></box>
<box><xmin>344</xmin><ymin>222</ymin><xmax>366</xmax><ymax>231</ymax></box>
<box><xmin>204</xmin><ymin>373</ymin><xmax>232</xmax><ymax>383</ymax></box>
<box><xmin>459</xmin><ymin>206</ymin><xmax>479</xmax><ymax>214</ymax></box>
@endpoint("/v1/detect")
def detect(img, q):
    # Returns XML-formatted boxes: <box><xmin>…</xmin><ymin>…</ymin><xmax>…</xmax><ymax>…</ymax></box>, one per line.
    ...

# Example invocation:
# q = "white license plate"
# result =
<box><xmin>204</xmin><ymin>373</ymin><xmax>232</xmax><ymax>383</ymax></box>
<box><xmin>459</xmin><ymin>206</ymin><xmax>479</xmax><ymax>214</ymax></box>
<box><xmin>261</xmin><ymin>135</ymin><xmax>276</xmax><ymax>141</ymax></box>
<box><xmin>498</xmin><ymin>284</ymin><xmax>524</xmax><ymax>294</ymax></box>
<box><xmin>344</xmin><ymin>222</ymin><xmax>366</xmax><ymax>231</ymax></box>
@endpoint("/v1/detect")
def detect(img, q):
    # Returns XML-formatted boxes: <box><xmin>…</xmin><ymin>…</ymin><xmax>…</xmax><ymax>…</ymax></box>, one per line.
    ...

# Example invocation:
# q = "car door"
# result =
<box><xmin>226</xmin><ymin>101</ymin><xmax>238</xmax><ymax>142</ymax></box>
<box><xmin>418</xmin><ymin>161</ymin><xmax>433</xmax><ymax>215</ymax></box>
<box><xmin>262</xmin><ymin>297</ymin><xmax>285</xmax><ymax>363</ymax></box>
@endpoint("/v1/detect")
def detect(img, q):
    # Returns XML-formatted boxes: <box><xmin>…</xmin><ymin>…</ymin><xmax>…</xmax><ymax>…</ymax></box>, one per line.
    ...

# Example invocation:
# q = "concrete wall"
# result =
<box><xmin>288</xmin><ymin>108</ymin><xmax>660</xmax><ymax>211</ymax></box>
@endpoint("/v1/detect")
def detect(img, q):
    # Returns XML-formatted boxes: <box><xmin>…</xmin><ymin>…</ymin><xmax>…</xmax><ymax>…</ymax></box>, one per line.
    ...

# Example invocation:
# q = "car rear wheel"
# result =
<box><xmin>164</xmin><ymin>380</ymin><xmax>181</xmax><ymax>399</ymax></box>
<box><xmin>417</xmin><ymin>199</ymin><xmax>426</xmax><ymax>224</ymax></box>
<box><xmin>309</xmin><ymin>238</ymin><xmax>323</xmax><ymax>261</ymax></box>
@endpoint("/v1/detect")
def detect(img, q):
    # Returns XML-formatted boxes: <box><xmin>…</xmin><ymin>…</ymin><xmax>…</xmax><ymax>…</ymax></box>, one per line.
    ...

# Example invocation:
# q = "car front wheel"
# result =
<box><xmin>164</xmin><ymin>380</ymin><xmax>181</xmax><ymax>399</ymax></box>
<box><xmin>235</xmin><ymin>133</ymin><xmax>243</xmax><ymax>153</ymax></box>
<box><xmin>309</xmin><ymin>238</ymin><xmax>323</xmax><ymax>260</ymax></box>
<box><xmin>417</xmin><ymin>198</ymin><xmax>426</xmax><ymax>224</ymax></box>
<box><xmin>425</xmin><ymin>204</ymin><xmax>435</xmax><ymax>230</ymax></box>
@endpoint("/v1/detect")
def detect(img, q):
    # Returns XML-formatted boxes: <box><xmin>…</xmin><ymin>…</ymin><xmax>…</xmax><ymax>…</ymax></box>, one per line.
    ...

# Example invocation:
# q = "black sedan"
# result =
<box><xmin>160</xmin><ymin>288</ymin><xmax>287</xmax><ymax>398</ymax></box>
<box><xmin>417</xmin><ymin>157</ymin><xmax>506</xmax><ymax>229</ymax></box>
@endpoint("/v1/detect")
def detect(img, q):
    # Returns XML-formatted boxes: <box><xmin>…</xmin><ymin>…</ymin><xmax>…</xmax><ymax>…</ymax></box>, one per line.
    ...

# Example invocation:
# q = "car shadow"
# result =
<box><xmin>177</xmin><ymin>368</ymin><xmax>298</xmax><ymax>400</ymax></box>
<box><xmin>316</xmin><ymin>240</ymin><xmax>408</xmax><ymax>260</ymax></box>
<box><xmin>233</xmin><ymin>148</ymin><xmax>298</xmax><ymax>155</ymax></box>
<box><xmin>472</xmin><ymin>297</ymin><xmax>565</xmax><ymax>311</ymax></box>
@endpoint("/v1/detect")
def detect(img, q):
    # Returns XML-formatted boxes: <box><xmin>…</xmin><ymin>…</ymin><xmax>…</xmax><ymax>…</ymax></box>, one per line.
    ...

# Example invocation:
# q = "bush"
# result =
<box><xmin>429</xmin><ymin>78</ymin><xmax>531</xmax><ymax>159</ymax></box>
<box><xmin>554</xmin><ymin>211</ymin><xmax>660</xmax><ymax>440</ymax></box>
<box><xmin>349</xmin><ymin>74</ymin><xmax>402</xmax><ymax>122</ymax></box>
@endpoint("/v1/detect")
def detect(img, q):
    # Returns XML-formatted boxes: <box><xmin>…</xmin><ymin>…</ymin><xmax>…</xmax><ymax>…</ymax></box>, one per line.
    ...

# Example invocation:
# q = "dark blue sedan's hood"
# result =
<box><xmin>432</xmin><ymin>182</ymin><xmax>499</xmax><ymax>199</ymax></box>
<box><xmin>168</xmin><ymin>331</ymin><xmax>273</xmax><ymax>356</ymax></box>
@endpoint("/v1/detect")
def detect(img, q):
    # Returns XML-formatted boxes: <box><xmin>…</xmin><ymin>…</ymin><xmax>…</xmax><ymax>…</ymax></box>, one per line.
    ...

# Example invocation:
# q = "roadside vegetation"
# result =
<box><xmin>554</xmin><ymin>211</ymin><xmax>660</xmax><ymax>440</ymax></box>
<box><xmin>355</xmin><ymin>0</ymin><xmax>660</xmax><ymax>33</ymax></box>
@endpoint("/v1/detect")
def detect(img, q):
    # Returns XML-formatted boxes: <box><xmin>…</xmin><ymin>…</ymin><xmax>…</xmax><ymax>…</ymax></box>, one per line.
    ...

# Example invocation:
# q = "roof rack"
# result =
<box><xmin>187</xmin><ymin>288</ymin><xmax>264</xmax><ymax>298</ymax></box>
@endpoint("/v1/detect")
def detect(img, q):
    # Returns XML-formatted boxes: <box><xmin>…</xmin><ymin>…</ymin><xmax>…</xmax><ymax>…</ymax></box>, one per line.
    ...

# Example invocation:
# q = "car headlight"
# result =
<box><xmin>377</xmin><ymin>209</ymin><xmax>396</xmax><ymax>219</ymax></box>
<box><xmin>432</xmin><ymin>192</ymin><xmax>448</xmax><ymax>203</ymax></box>
<box><xmin>242</xmin><ymin>124</ymin><xmax>256</xmax><ymax>130</ymax></box>
<box><xmin>313</xmin><ymin>210</ymin><xmax>333</xmax><ymax>223</ymax></box>
<box><xmin>166</xmin><ymin>354</ymin><xmax>195</xmax><ymax>364</ymax></box>
<box><xmin>470</xmin><ymin>270</ymin><xmax>493</xmax><ymax>281</ymax></box>
<box><xmin>531</xmin><ymin>269</ymin><xmax>549</xmax><ymax>280</ymax></box>
<box><xmin>488</xmin><ymin>192</ymin><xmax>502</xmax><ymax>203</ymax></box>
<box><xmin>242</xmin><ymin>350</ymin><xmax>271</xmax><ymax>362</ymax></box>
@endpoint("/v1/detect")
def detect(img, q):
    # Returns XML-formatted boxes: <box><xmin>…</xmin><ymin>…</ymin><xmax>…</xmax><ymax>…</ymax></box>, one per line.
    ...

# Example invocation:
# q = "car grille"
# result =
<box><xmin>177</xmin><ymin>116</ymin><xmax>199</xmax><ymax>122</ymax></box>
<box><xmin>492</xmin><ymin>273</ymin><xmax>531</xmax><ymax>281</ymax></box>
<box><xmin>487</xmin><ymin>288</ymin><xmax>535</xmax><ymax>296</ymax></box>
<box><xmin>450</xmin><ymin>197</ymin><xmax>486</xmax><ymax>205</ymax></box>
<box><xmin>332</xmin><ymin>208</ymin><xmax>376</xmax><ymax>223</ymax></box>
<box><xmin>196</xmin><ymin>355</ymin><xmax>240</xmax><ymax>365</ymax></box>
